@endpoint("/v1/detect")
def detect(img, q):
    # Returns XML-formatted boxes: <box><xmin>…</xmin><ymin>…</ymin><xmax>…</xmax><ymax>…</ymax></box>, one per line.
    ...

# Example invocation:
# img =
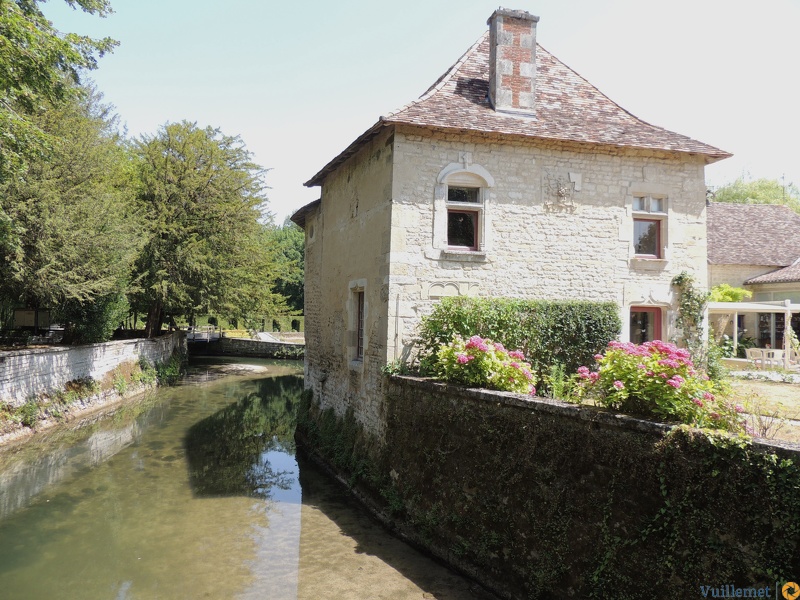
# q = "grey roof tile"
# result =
<box><xmin>707</xmin><ymin>202</ymin><xmax>800</xmax><ymax>266</ymax></box>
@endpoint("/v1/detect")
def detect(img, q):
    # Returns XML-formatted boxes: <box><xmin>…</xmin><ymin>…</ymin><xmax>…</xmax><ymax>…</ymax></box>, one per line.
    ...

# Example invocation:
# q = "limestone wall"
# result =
<box><xmin>304</xmin><ymin>124</ymin><xmax>712</xmax><ymax>444</ymax></box>
<box><xmin>303</xmin><ymin>127</ymin><xmax>395</xmax><ymax>437</ymax></box>
<box><xmin>0</xmin><ymin>333</ymin><xmax>185</xmax><ymax>407</ymax></box>
<box><xmin>387</xmin><ymin>127</ymin><xmax>710</xmax><ymax>360</ymax></box>
<box><xmin>708</xmin><ymin>263</ymin><xmax>775</xmax><ymax>288</ymax></box>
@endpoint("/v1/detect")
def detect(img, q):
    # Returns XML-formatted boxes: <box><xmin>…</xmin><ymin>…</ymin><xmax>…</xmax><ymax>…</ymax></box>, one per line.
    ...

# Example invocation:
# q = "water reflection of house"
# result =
<box><xmin>707</xmin><ymin>202</ymin><xmax>800</xmax><ymax>348</ymax></box>
<box><xmin>293</xmin><ymin>8</ymin><xmax>730</xmax><ymax>432</ymax></box>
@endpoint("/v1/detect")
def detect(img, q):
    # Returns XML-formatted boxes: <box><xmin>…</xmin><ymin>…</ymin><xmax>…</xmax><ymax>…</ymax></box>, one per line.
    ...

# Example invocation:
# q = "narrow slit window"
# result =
<box><xmin>356</xmin><ymin>291</ymin><xmax>365</xmax><ymax>360</ymax></box>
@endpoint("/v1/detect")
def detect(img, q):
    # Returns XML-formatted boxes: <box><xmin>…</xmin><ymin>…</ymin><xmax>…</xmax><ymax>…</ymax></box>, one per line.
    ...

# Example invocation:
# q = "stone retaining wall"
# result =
<box><xmin>188</xmin><ymin>337</ymin><xmax>304</xmax><ymax>359</ymax></box>
<box><xmin>0</xmin><ymin>333</ymin><xmax>185</xmax><ymax>407</ymax></box>
<box><xmin>299</xmin><ymin>376</ymin><xmax>800</xmax><ymax>599</ymax></box>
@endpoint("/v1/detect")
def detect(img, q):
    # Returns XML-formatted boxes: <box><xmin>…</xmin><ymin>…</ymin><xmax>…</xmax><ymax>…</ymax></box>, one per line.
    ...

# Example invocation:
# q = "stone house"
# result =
<box><xmin>707</xmin><ymin>202</ymin><xmax>800</xmax><ymax>347</ymax></box>
<box><xmin>292</xmin><ymin>8</ymin><xmax>729</xmax><ymax>432</ymax></box>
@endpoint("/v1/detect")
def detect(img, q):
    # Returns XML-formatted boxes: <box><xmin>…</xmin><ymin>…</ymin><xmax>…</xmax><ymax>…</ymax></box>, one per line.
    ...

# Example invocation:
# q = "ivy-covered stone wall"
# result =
<box><xmin>297</xmin><ymin>376</ymin><xmax>800</xmax><ymax>600</ymax></box>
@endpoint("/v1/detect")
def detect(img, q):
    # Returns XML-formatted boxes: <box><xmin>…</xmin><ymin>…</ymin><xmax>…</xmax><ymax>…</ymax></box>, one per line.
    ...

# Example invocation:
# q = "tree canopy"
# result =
<box><xmin>712</xmin><ymin>177</ymin><xmax>800</xmax><ymax>214</ymax></box>
<box><xmin>0</xmin><ymin>86</ymin><xmax>141</xmax><ymax>327</ymax></box>
<box><xmin>267</xmin><ymin>218</ymin><xmax>304</xmax><ymax>314</ymax></box>
<box><xmin>131</xmin><ymin>121</ymin><xmax>285</xmax><ymax>336</ymax></box>
<box><xmin>0</xmin><ymin>4</ymin><xmax>302</xmax><ymax>341</ymax></box>
<box><xmin>0</xmin><ymin>0</ymin><xmax>117</xmax><ymax>182</ymax></box>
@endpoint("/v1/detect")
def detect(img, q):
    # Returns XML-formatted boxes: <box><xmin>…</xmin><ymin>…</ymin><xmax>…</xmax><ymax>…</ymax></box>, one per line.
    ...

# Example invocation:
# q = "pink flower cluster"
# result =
<box><xmin>666</xmin><ymin>374</ymin><xmax>685</xmax><ymax>389</ymax></box>
<box><xmin>606</xmin><ymin>339</ymin><xmax>693</xmax><ymax>366</ymax></box>
<box><xmin>456</xmin><ymin>353</ymin><xmax>474</xmax><ymax>364</ymax></box>
<box><xmin>465</xmin><ymin>335</ymin><xmax>490</xmax><ymax>352</ymax></box>
<box><xmin>577</xmin><ymin>365</ymin><xmax>600</xmax><ymax>382</ymax></box>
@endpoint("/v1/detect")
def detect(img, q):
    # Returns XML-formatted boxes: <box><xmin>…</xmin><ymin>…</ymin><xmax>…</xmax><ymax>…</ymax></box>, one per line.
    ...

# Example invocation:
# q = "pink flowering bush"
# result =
<box><xmin>436</xmin><ymin>335</ymin><xmax>537</xmax><ymax>395</ymax></box>
<box><xmin>576</xmin><ymin>340</ymin><xmax>746</xmax><ymax>432</ymax></box>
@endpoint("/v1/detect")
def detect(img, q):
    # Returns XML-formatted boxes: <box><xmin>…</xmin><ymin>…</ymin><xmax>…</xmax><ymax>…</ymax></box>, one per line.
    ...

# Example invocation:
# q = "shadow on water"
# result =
<box><xmin>184</xmin><ymin>375</ymin><xmax>303</xmax><ymax>499</ymax></box>
<box><xmin>183</xmin><ymin>372</ymin><xmax>493</xmax><ymax>599</ymax></box>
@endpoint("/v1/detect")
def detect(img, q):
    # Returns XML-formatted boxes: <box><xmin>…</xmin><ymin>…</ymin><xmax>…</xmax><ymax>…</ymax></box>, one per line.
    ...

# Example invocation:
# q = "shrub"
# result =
<box><xmin>132</xmin><ymin>358</ymin><xmax>158</xmax><ymax>385</ymax></box>
<box><xmin>436</xmin><ymin>335</ymin><xmax>536</xmax><ymax>395</ymax></box>
<box><xmin>112</xmin><ymin>370</ymin><xmax>128</xmax><ymax>396</ymax></box>
<box><xmin>15</xmin><ymin>398</ymin><xmax>40</xmax><ymax>428</ymax></box>
<box><xmin>155</xmin><ymin>353</ymin><xmax>185</xmax><ymax>384</ymax></box>
<box><xmin>416</xmin><ymin>297</ymin><xmax>620</xmax><ymax>387</ymax></box>
<box><xmin>576</xmin><ymin>340</ymin><xmax>745</xmax><ymax>432</ymax></box>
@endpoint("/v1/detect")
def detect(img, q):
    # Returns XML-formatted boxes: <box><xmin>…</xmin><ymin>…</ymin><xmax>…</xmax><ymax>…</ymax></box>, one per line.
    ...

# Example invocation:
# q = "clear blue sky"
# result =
<box><xmin>44</xmin><ymin>0</ymin><xmax>800</xmax><ymax>222</ymax></box>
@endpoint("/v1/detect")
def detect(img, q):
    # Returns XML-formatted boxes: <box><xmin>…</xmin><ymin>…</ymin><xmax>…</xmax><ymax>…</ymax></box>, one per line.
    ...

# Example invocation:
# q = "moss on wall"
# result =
<box><xmin>297</xmin><ymin>379</ymin><xmax>800</xmax><ymax>600</ymax></box>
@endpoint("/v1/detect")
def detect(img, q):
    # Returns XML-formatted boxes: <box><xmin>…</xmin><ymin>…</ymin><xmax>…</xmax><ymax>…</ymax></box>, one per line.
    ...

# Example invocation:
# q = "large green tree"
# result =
<box><xmin>267</xmin><ymin>218</ymin><xmax>304</xmax><ymax>313</ymax></box>
<box><xmin>0</xmin><ymin>0</ymin><xmax>117</xmax><ymax>182</ymax></box>
<box><xmin>0</xmin><ymin>86</ymin><xmax>142</xmax><ymax>337</ymax></box>
<box><xmin>712</xmin><ymin>177</ymin><xmax>800</xmax><ymax>213</ymax></box>
<box><xmin>131</xmin><ymin>121</ymin><xmax>284</xmax><ymax>337</ymax></box>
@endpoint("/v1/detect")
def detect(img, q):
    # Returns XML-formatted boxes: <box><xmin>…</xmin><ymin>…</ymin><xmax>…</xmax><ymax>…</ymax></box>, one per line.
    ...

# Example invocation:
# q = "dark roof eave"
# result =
<box><xmin>290</xmin><ymin>199</ymin><xmax>321</xmax><ymax>229</ymax></box>
<box><xmin>305</xmin><ymin>115</ymin><xmax>730</xmax><ymax>190</ymax></box>
<box><xmin>304</xmin><ymin>120</ymin><xmax>388</xmax><ymax>188</ymax></box>
<box><xmin>385</xmin><ymin>121</ymin><xmax>731</xmax><ymax>162</ymax></box>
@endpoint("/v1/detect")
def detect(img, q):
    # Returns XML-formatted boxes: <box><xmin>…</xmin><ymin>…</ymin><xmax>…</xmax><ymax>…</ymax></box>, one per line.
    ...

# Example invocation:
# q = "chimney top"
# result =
<box><xmin>487</xmin><ymin>7</ymin><xmax>539</xmax><ymax>26</ymax></box>
<box><xmin>487</xmin><ymin>7</ymin><xmax>540</xmax><ymax>115</ymax></box>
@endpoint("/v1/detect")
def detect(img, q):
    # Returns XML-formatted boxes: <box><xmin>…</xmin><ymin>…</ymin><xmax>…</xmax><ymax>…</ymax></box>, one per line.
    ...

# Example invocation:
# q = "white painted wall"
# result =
<box><xmin>0</xmin><ymin>333</ymin><xmax>185</xmax><ymax>407</ymax></box>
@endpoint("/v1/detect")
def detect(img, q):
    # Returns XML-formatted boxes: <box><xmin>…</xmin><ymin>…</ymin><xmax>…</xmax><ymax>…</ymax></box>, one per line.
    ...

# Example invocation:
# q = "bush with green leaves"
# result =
<box><xmin>576</xmin><ymin>340</ymin><xmax>745</xmax><ymax>432</ymax></box>
<box><xmin>416</xmin><ymin>297</ymin><xmax>620</xmax><ymax>389</ymax></box>
<box><xmin>436</xmin><ymin>335</ymin><xmax>536</xmax><ymax>395</ymax></box>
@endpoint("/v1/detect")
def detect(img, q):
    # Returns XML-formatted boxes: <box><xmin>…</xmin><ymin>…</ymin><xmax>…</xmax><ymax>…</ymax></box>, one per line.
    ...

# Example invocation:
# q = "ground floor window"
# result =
<box><xmin>348</xmin><ymin>279</ymin><xmax>367</xmax><ymax>365</ymax></box>
<box><xmin>630</xmin><ymin>306</ymin><xmax>662</xmax><ymax>344</ymax></box>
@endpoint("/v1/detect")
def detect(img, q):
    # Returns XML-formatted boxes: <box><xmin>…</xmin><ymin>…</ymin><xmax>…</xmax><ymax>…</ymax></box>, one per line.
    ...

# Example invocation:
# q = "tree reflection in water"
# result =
<box><xmin>184</xmin><ymin>375</ymin><xmax>304</xmax><ymax>498</ymax></box>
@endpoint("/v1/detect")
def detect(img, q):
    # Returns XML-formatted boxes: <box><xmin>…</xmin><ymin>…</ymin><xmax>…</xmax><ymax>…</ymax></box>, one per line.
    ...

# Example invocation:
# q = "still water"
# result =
<box><xmin>0</xmin><ymin>358</ymin><xmax>491</xmax><ymax>600</ymax></box>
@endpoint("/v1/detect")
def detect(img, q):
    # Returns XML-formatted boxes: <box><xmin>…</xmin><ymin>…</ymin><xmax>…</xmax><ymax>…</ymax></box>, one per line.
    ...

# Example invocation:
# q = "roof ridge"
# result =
<box><xmin>384</xmin><ymin>32</ymin><xmax>487</xmax><ymax>121</ymax></box>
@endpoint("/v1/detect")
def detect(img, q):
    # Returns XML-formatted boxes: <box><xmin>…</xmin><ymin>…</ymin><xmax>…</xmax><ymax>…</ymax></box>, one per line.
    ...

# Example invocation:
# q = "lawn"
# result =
<box><xmin>728</xmin><ymin>378</ymin><xmax>800</xmax><ymax>444</ymax></box>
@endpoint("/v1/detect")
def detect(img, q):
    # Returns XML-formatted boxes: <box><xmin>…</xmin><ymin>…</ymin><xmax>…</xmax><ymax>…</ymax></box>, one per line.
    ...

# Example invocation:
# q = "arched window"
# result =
<box><xmin>435</xmin><ymin>164</ymin><xmax>494</xmax><ymax>252</ymax></box>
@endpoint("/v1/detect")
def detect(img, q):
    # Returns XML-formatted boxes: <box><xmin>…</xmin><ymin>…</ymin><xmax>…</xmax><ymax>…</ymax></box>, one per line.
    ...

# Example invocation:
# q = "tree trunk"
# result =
<box><xmin>144</xmin><ymin>300</ymin><xmax>163</xmax><ymax>338</ymax></box>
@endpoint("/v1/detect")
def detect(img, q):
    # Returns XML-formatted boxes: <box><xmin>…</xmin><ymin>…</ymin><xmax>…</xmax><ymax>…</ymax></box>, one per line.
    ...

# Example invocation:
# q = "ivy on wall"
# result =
<box><xmin>297</xmin><ymin>382</ymin><xmax>800</xmax><ymax>600</ymax></box>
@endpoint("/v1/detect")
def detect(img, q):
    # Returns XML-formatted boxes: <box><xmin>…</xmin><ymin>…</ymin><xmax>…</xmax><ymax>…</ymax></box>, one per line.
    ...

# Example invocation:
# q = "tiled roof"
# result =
<box><xmin>306</xmin><ymin>33</ymin><xmax>730</xmax><ymax>187</ymax></box>
<box><xmin>707</xmin><ymin>202</ymin><xmax>800</xmax><ymax>266</ymax></box>
<box><xmin>746</xmin><ymin>261</ymin><xmax>800</xmax><ymax>285</ymax></box>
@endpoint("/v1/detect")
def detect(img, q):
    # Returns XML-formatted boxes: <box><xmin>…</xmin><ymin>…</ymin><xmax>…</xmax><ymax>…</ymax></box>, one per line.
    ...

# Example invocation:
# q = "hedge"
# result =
<box><xmin>416</xmin><ymin>297</ymin><xmax>621</xmax><ymax>382</ymax></box>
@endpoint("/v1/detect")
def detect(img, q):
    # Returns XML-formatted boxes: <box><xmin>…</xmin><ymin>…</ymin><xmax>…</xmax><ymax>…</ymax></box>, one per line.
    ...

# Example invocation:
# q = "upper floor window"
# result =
<box><xmin>632</xmin><ymin>195</ymin><xmax>667</xmax><ymax>259</ymax></box>
<box><xmin>447</xmin><ymin>186</ymin><xmax>481</xmax><ymax>250</ymax></box>
<box><xmin>435</xmin><ymin>163</ymin><xmax>495</xmax><ymax>254</ymax></box>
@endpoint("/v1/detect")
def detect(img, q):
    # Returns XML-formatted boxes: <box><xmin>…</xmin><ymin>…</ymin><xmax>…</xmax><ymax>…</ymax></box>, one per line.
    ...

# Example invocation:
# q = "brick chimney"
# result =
<box><xmin>487</xmin><ymin>8</ymin><xmax>540</xmax><ymax>115</ymax></box>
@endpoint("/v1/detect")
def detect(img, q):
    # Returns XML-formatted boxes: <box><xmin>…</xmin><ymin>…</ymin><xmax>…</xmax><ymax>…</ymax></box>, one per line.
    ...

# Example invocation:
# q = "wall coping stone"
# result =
<box><xmin>0</xmin><ymin>336</ymin><xmax>171</xmax><ymax>359</ymax></box>
<box><xmin>390</xmin><ymin>375</ymin><xmax>800</xmax><ymax>455</ymax></box>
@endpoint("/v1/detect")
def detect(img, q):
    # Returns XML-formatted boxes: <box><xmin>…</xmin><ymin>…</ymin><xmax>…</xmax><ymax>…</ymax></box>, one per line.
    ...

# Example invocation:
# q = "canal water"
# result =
<box><xmin>0</xmin><ymin>358</ymin><xmax>491</xmax><ymax>600</ymax></box>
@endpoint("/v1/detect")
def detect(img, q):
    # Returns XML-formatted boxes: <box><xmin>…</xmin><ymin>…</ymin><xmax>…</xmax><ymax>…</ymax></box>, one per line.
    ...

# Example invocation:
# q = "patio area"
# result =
<box><xmin>708</xmin><ymin>299</ymin><xmax>800</xmax><ymax>371</ymax></box>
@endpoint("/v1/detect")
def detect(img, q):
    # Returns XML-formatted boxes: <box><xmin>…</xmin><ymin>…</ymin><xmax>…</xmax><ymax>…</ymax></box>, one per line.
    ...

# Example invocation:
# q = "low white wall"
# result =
<box><xmin>0</xmin><ymin>333</ymin><xmax>185</xmax><ymax>407</ymax></box>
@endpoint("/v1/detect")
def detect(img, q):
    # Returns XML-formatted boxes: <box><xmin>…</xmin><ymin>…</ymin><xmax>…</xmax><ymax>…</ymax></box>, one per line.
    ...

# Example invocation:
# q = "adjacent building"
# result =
<box><xmin>708</xmin><ymin>201</ymin><xmax>800</xmax><ymax>348</ymax></box>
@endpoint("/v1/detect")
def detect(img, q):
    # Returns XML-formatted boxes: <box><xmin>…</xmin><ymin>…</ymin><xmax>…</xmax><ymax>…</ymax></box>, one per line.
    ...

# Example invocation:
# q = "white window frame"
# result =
<box><xmin>631</xmin><ymin>194</ymin><xmax>668</xmax><ymax>260</ymax></box>
<box><xmin>433</xmin><ymin>163</ymin><xmax>495</xmax><ymax>255</ymax></box>
<box><xmin>347</xmin><ymin>279</ymin><xmax>367</xmax><ymax>368</ymax></box>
